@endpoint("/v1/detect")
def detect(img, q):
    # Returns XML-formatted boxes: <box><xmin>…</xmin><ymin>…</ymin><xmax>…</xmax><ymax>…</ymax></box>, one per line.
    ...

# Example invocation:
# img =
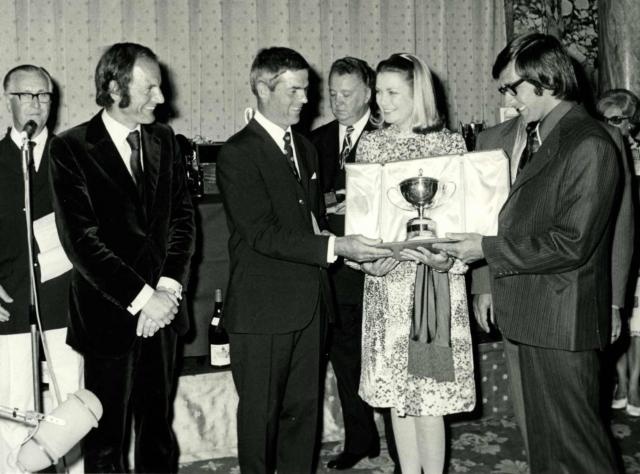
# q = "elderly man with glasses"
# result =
<box><xmin>0</xmin><ymin>65</ymin><xmax>84</xmax><ymax>473</ymax></box>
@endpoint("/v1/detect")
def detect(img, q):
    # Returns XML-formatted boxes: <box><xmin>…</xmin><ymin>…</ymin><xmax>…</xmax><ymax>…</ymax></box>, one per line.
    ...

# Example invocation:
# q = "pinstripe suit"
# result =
<box><xmin>482</xmin><ymin>103</ymin><xmax>622</xmax><ymax>473</ymax></box>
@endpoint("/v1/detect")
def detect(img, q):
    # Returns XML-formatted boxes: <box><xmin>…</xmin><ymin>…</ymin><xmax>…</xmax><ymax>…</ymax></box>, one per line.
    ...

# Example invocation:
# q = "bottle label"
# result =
<box><xmin>210</xmin><ymin>343</ymin><xmax>230</xmax><ymax>367</ymax></box>
<box><xmin>211</xmin><ymin>317</ymin><xmax>221</xmax><ymax>326</ymax></box>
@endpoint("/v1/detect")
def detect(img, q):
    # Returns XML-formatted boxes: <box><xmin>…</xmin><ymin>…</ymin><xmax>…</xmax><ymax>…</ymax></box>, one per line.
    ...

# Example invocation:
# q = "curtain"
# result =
<box><xmin>0</xmin><ymin>0</ymin><xmax>506</xmax><ymax>140</ymax></box>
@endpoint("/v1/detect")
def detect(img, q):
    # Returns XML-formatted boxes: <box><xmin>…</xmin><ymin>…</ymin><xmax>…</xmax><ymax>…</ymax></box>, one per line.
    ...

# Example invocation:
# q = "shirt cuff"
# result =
<box><xmin>127</xmin><ymin>284</ymin><xmax>154</xmax><ymax>315</ymax></box>
<box><xmin>157</xmin><ymin>276</ymin><xmax>182</xmax><ymax>297</ymax></box>
<box><xmin>327</xmin><ymin>235</ymin><xmax>337</xmax><ymax>263</ymax></box>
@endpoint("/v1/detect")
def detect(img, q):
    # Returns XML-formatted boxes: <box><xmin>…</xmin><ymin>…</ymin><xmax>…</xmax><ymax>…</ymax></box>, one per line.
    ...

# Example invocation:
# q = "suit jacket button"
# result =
<box><xmin>299</xmin><ymin>199</ymin><xmax>304</xmax><ymax>205</ymax></box>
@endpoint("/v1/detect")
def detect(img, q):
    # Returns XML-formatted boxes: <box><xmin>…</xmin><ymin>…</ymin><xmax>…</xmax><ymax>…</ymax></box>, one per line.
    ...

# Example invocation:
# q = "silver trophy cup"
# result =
<box><xmin>399</xmin><ymin>174</ymin><xmax>455</xmax><ymax>240</ymax></box>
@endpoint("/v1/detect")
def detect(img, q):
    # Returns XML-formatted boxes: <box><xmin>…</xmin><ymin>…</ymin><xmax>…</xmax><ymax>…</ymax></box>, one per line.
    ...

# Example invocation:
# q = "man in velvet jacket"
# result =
<box><xmin>217</xmin><ymin>47</ymin><xmax>390</xmax><ymax>474</ymax></box>
<box><xmin>437</xmin><ymin>33</ymin><xmax>623</xmax><ymax>473</ymax></box>
<box><xmin>310</xmin><ymin>57</ymin><xmax>385</xmax><ymax>470</ymax></box>
<box><xmin>49</xmin><ymin>43</ymin><xmax>195</xmax><ymax>473</ymax></box>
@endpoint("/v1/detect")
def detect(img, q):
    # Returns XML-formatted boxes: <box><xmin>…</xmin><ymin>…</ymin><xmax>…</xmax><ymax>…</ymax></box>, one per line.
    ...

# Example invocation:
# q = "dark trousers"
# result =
<box><xmin>515</xmin><ymin>342</ymin><xmax>621</xmax><ymax>474</ymax></box>
<box><xmin>328</xmin><ymin>301</ymin><xmax>379</xmax><ymax>455</ymax></box>
<box><xmin>230</xmin><ymin>307</ymin><xmax>323</xmax><ymax>474</ymax></box>
<box><xmin>83</xmin><ymin>328</ymin><xmax>179</xmax><ymax>473</ymax></box>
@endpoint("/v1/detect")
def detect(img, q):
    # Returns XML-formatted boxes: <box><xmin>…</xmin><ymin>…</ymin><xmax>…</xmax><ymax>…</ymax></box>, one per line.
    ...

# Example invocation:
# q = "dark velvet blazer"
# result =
<box><xmin>482</xmin><ymin>104</ymin><xmax>622</xmax><ymax>351</ymax></box>
<box><xmin>217</xmin><ymin>118</ymin><xmax>332</xmax><ymax>334</ymax></box>
<box><xmin>0</xmin><ymin>132</ymin><xmax>69</xmax><ymax>334</ymax></box>
<box><xmin>49</xmin><ymin>112</ymin><xmax>195</xmax><ymax>357</ymax></box>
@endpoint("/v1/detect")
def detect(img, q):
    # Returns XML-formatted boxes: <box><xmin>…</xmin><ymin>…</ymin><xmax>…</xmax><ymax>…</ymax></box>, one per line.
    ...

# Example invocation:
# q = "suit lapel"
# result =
<box><xmin>249</xmin><ymin>119</ymin><xmax>306</xmax><ymax>190</ymax></box>
<box><xmin>86</xmin><ymin>113</ymin><xmax>142</xmax><ymax>204</ymax></box>
<box><xmin>140</xmin><ymin>127</ymin><xmax>160</xmax><ymax>215</ymax></box>
<box><xmin>508</xmin><ymin>117</ymin><xmax>562</xmax><ymax>196</ymax></box>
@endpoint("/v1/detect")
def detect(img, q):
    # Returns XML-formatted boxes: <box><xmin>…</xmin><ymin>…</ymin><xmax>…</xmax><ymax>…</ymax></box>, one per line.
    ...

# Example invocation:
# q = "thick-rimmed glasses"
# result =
<box><xmin>498</xmin><ymin>78</ymin><xmax>526</xmax><ymax>96</ymax></box>
<box><xmin>605</xmin><ymin>115</ymin><xmax>633</xmax><ymax>126</ymax></box>
<box><xmin>8</xmin><ymin>92</ymin><xmax>52</xmax><ymax>104</ymax></box>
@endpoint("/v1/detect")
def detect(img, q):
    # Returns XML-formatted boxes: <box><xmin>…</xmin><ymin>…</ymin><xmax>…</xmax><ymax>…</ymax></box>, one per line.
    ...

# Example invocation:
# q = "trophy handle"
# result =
<box><xmin>386</xmin><ymin>186</ymin><xmax>415</xmax><ymax>212</ymax></box>
<box><xmin>431</xmin><ymin>181</ymin><xmax>456</xmax><ymax>209</ymax></box>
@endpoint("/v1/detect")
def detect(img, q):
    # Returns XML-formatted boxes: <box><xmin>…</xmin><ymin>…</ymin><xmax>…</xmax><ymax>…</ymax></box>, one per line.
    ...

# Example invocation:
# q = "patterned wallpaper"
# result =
<box><xmin>0</xmin><ymin>0</ymin><xmax>507</xmax><ymax>140</ymax></box>
<box><xmin>512</xmin><ymin>0</ymin><xmax>598</xmax><ymax>82</ymax></box>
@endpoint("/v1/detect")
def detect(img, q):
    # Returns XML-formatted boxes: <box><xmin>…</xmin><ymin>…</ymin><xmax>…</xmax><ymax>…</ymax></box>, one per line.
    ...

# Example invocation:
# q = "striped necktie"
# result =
<box><xmin>339</xmin><ymin>125</ymin><xmax>354</xmax><ymax>169</ymax></box>
<box><xmin>283</xmin><ymin>132</ymin><xmax>300</xmax><ymax>181</ymax></box>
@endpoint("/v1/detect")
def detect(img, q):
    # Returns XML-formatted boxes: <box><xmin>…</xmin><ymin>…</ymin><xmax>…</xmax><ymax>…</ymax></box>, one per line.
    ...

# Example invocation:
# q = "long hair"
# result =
<box><xmin>493</xmin><ymin>33</ymin><xmax>579</xmax><ymax>101</ymax></box>
<box><xmin>372</xmin><ymin>53</ymin><xmax>442</xmax><ymax>133</ymax></box>
<box><xmin>95</xmin><ymin>42</ymin><xmax>158</xmax><ymax>108</ymax></box>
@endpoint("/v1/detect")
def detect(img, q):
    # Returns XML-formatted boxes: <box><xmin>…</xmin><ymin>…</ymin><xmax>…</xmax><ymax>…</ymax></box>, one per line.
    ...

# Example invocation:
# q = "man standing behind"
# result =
<box><xmin>0</xmin><ymin>65</ymin><xmax>83</xmax><ymax>473</ymax></box>
<box><xmin>436</xmin><ymin>33</ymin><xmax>622</xmax><ymax>473</ymax></box>
<box><xmin>217</xmin><ymin>47</ymin><xmax>391</xmax><ymax>474</ymax></box>
<box><xmin>49</xmin><ymin>43</ymin><xmax>195</xmax><ymax>473</ymax></box>
<box><xmin>311</xmin><ymin>57</ymin><xmax>382</xmax><ymax>470</ymax></box>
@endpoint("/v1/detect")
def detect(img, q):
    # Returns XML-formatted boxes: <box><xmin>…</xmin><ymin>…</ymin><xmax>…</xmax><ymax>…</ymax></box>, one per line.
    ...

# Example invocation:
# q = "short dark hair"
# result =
<box><xmin>597</xmin><ymin>89</ymin><xmax>640</xmax><ymax>121</ymax></box>
<box><xmin>95</xmin><ymin>42</ymin><xmax>158</xmax><ymax>108</ymax></box>
<box><xmin>329</xmin><ymin>57</ymin><xmax>375</xmax><ymax>91</ymax></box>
<box><xmin>249</xmin><ymin>47</ymin><xmax>309</xmax><ymax>96</ymax></box>
<box><xmin>3</xmin><ymin>65</ymin><xmax>53</xmax><ymax>91</ymax></box>
<box><xmin>492</xmin><ymin>33</ymin><xmax>579</xmax><ymax>101</ymax></box>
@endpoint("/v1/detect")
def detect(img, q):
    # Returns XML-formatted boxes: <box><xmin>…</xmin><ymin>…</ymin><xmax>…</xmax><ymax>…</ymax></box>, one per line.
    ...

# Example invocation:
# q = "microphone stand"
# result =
<box><xmin>21</xmin><ymin>137</ymin><xmax>42</xmax><ymax>413</ymax></box>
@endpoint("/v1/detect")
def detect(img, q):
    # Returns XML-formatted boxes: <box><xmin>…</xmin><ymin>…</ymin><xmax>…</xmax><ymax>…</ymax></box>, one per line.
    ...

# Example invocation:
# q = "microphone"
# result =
<box><xmin>20</xmin><ymin>120</ymin><xmax>38</xmax><ymax>143</ymax></box>
<box><xmin>15</xmin><ymin>389</ymin><xmax>103</xmax><ymax>472</ymax></box>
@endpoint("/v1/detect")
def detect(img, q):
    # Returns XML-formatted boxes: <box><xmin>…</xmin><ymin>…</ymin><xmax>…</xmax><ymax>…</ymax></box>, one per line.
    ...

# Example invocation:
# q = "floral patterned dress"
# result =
<box><xmin>357</xmin><ymin>126</ymin><xmax>476</xmax><ymax>417</ymax></box>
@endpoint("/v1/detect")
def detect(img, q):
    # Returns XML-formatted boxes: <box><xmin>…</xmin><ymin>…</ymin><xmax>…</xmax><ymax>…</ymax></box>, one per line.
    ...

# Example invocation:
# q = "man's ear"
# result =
<box><xmin>364</xmin><ymin>87</ymin><xmax>372</xmax><ymax>104</ymax></box>
<box><xmin>256</xmin><ymin>81</ymin><xmax>270</xmax><ymax>101</ymax></box>
<box><xmin>4</xmin><ymin>94</ymin><xmax>12</xmax><ymax>115</ymax></box>
<box><xmin>108</xmin><ymin>79</ymin><xmax>121</xmax><ymax>103</ymax></box>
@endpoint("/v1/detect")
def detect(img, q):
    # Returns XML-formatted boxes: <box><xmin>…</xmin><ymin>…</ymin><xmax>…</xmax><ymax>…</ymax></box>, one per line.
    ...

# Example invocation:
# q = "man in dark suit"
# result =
<box><xmin>0</xmin><ymin>65</ymin><xmax>84</xmax><ymax>473</ymax></box>
<box><xmin>310</xmin><ymin>57</ymin><xmax>385</xmax><ymax>470</ymax></box>
<box><xmin>49</xmin><ymin>43</ymin><xmax>195</xmax><ymax>473</ymax></box>
<box><xmin>437</xmin><ymin>33</ymin><xmax>623</xmax><ymax>473</ymax></box>
<box><xmin>217</xmin><ymin>47</ymin><xmax>391</xmax><ymax>474</ymax></box>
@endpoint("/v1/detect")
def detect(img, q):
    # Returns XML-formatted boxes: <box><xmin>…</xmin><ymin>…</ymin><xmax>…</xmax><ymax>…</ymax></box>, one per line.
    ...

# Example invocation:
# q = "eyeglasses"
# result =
<box><xmin>498</xmin><ymin>78</ymin><xmax>526</xmax><ymax>96</ymax></box>
<box><xmin>8</xmin><ymin>92</ymin><xmax>52</xmax><ymax>104</ymax></box>
<box><xmin>605</xmin><ymin>115</ymin><xmax>632</xmax><ymax>126</ymax></box>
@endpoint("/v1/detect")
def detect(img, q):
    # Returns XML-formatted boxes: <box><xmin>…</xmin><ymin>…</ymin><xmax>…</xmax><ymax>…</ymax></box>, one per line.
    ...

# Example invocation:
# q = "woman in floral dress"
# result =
<box><xmin>357</xmin><ymin>53</ymin><xmax>475</xmax><ymax>474</ymax></box>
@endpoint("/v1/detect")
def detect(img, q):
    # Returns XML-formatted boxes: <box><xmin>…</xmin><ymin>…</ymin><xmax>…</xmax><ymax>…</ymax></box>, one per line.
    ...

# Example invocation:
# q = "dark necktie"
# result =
<box><xmin>283</xmin><ymin>132</ymin><xmax>300</xmax><ymax>181</ymax></box>
<box><xmin>126</xmin><ymin>131</ymin><xmax>144</xmax><ymax>196</ymax></box>
<box><xmin>517</xmin><ymin>121</ymin><xmax>540</xmax><ymax>175</ymax></box>
<box><xmin>339</xmin><ymin>125</ymin><xmax>354</xmax><ymax>169</ymax></box>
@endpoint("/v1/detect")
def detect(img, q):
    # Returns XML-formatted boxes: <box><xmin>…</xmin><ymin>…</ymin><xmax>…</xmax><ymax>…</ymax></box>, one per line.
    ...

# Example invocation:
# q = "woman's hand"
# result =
<box><xmin>361</xmin><ymin>257</ymin><xmax>399</xmax><ymax>277</ymax></box>
<box><xmin>399</xmin><ymin>247</ymin><xmax>453</xmax><ymax>272</ymax></box>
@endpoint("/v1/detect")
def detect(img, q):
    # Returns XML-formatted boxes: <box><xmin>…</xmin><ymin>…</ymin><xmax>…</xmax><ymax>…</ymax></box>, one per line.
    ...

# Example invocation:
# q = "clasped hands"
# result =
<box><xmin>136</xmin><ymin>287</ymin><xmax>180</xmax><ymax>338</ymax></box>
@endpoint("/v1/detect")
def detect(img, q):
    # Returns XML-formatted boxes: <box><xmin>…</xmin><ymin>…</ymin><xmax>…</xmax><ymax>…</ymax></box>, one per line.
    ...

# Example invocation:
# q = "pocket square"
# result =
<box><xmin>311</xmin><ymin>172</ymin><xmax>317</xmax><ymax>180</ymax></box>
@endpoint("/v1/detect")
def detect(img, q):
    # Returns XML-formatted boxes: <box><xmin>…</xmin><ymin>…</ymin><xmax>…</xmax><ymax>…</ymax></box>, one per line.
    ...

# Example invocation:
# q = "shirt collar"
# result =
<box><xmin>10</xmin><ymin>125</ymin><xmax>48</xmax><ymax>149</ymax></box>
<box><xmin>101</xmin><ymin>108</ymin><xmax>141</xmax><ymax>145</ymax></box>
<box><xmin>254</xmin><ymin>109</ymin><xmax>292</xmax><ymax>152</ymax></box>
<box><xmin>339</xmin><ymin>109</ymin><xmax>371</xmax><ymax>142</ymax></box>
<box><xmin>536</xmin><ymin>100</ymin><xmax>575</xmax><ymax>145</ymax></box>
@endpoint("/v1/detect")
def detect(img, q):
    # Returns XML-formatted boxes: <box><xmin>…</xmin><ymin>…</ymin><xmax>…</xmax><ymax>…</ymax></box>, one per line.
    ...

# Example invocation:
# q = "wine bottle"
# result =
<box><xmin>209</xmin><ymin>288</ymin><xmax>230</xmax><ymax>367</ymax></box>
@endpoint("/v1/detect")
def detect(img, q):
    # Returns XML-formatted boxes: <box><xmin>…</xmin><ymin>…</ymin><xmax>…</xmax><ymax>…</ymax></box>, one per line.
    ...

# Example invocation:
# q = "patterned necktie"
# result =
<box><xmin>283</xmin><ymin>132</ymin><xmax>300</xmax><ymax>181</ymax></box>
<box><xmin>339</xmin><ymin>125</ymin><xmax>354</xmax><ymax>169</ymax></box>
<box><xmin>517</xmin><ymin>121</ymin><xmax>540</xmax><ymax>175</ymax></box>
<box><xmin>126</xmin><ymin>131</ymin><xmax>144</xmax><ymax>196</ymax></box>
